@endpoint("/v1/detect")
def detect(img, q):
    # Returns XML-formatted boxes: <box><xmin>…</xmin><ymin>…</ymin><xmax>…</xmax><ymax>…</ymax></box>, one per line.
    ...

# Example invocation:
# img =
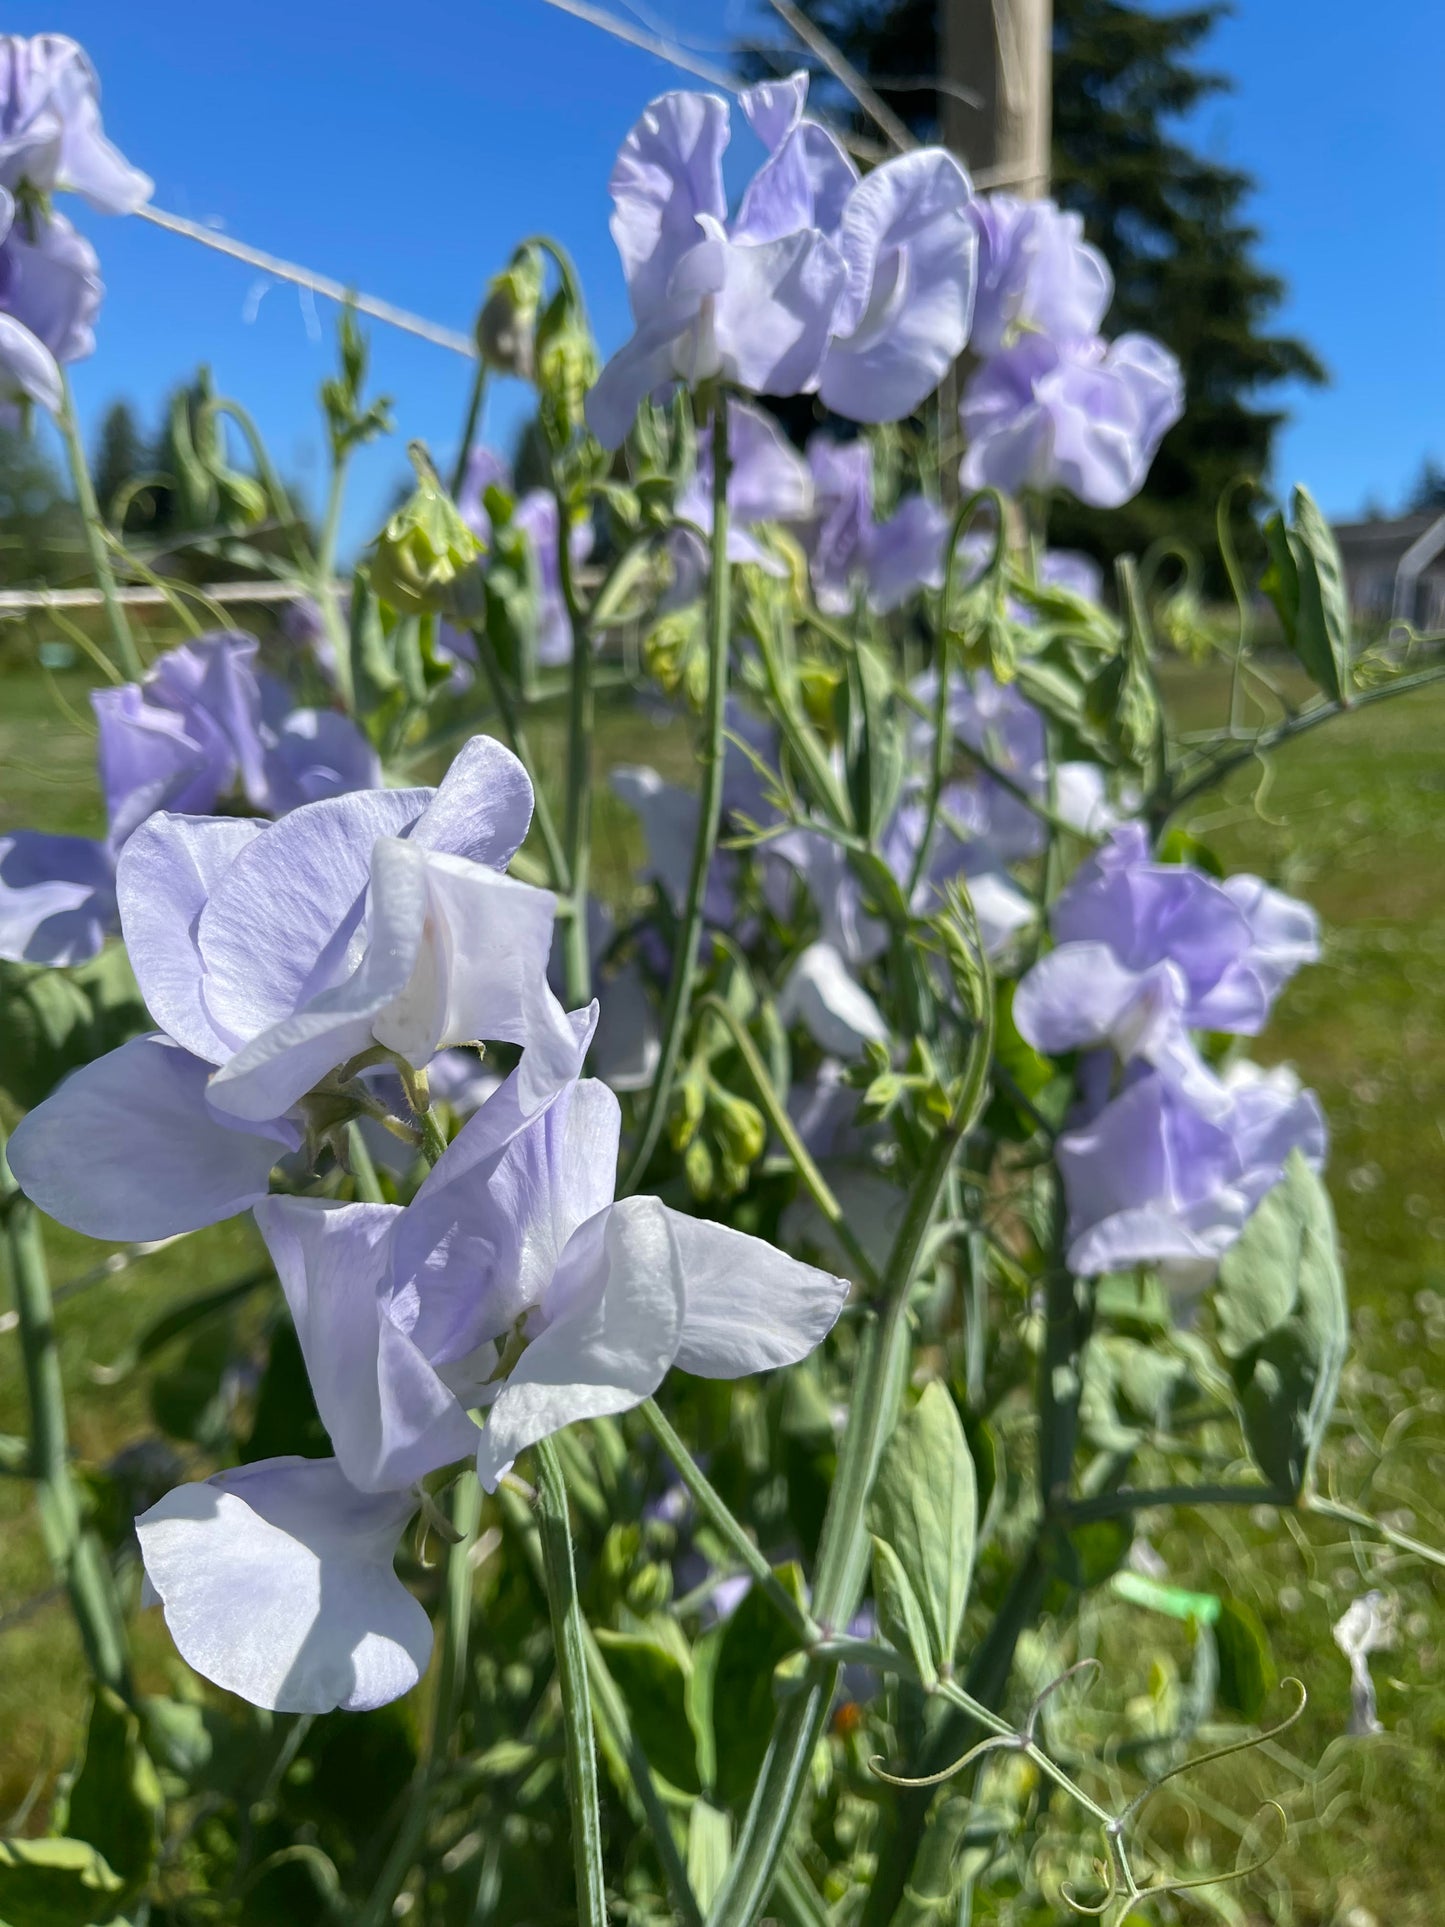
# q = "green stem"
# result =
<box><xmin>474</xmin><ymin>633</ymin><xmax>571</xmax><ymax>891</ymax></box>
<box><xmin>560</xmin><ymin>477</ymin><xmax>595</xmax><ymax>1008</ymax></box>
<box><xmin>584</xmin><ymin>1627</ymin><xmax>702</xmax><ymax>1927</ymax></box>
<box><xmin>315</xmin><ymin>456</ymin><xmax>354</xmax><ymax>708</ymax></box>
<box><xmin>359</xmin><ymin>1477</ymin><xmax>482</xmax><ymax>1927</ymax></box>
<box><xmin>693</xmin><ymin>994</ymin><xmax>879</xmax><ymax>1290</ymax></box>
<box><xmin>1</xmin><ymin>1128</ymin><xmax>130</xmax><ymax>1697</ymax></box>
<box><xmin>535</xmin><ymin>1437</ymin><xmax>607</xmax><ymax>1927</ymax></box>
<box><xmin>449</xmin><ymin>360</ymin><xmax>488</xmax><ymax>498</ymax></box>
<box><xmin>1305</xmin><ymin>1492</ymin><xmax>1445</xmax><ymax>1571</ymax></box>
<box><xmin>1158</xmin><ymin>661</ymin><xmax>1445</xmax><ymax>824</ymax></box>
<box><xmin>907</xmin><ymin>493</ymin><xmax>1006</xmax><ymax>897</ymax></box>
<box><xmin>621</xmin><ymin>388</ymin><xmax>732</xmax><ymax>1194</ymax></box>
<box><xmin>1064</xmin><ymin>1481</ymin><xmax>1290</xmax><ymax>1527</ymax></box>
<box><xmin>708</xmin><ymin>1098</ymin><xmax>980</xmax><ymax>1927</ymax></box>
<box><xmin>638</xmin><ymin>1399</ymin><xmax>819</xmax><ymax>1645</ymax></box>
<box><xmin>58</xmin><ymin>372</ymin><xmax>142</xmax><ymax>681</ymax></box>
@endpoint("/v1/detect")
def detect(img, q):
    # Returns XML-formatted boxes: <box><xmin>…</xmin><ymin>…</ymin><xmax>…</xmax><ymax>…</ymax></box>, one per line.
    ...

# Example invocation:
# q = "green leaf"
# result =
<box><xmin>870</xmin><ymin>1536</ymin><xmax>935</xmax><ymax>1689</ymax></box>
<box><xmin>1289</xmin><ymin>487</ymin><xmax>1353</xmax><ymax>704</ymax></box>
<box><xmin>62</xmin><ymin>1686</ymin><xmax>162</xmax><ymax>1891</ymax></box>
<box><xmin>686</xmin><ymin>1799</ymin><xmax>733</xmax><ymax>1914</ymax></box>
<box><xmin>1215</xmin><ymin>1151</ymin><xmax>1348</xmax><ymax>1497</ymax></box>
<box><xmin>867</xmin><ymin>1383</ymin><xmax>977</xmax><ymax>1681</ymax></box>
<box><xmin>0</xmin><ymin>949</ymin><xmax>148</xmax><ymax>1112</ymax></box>
<box><xmin>1215</xmin><ymin>1595</ymin><xmax>1275</xmax><ymax>1720</ymax></box>
<box><xmin>593</xmin><ymin>1620</ymin><xmax>702</xmax><ymax>1794</ymax></box>
<box><xmin>1262</xmin><ymin>487</ymin><xmax>1352</xmax><ymax>704</ymax></box>
<box><xmin>0</xmin><ymin>1836</ymin><xmax>124</xmax><ymax>1927</ymax></box>
<box><xmin>708</xmin><ymin>1561</ymin><xmax>809</xmax><ymax>1809</ymax></box>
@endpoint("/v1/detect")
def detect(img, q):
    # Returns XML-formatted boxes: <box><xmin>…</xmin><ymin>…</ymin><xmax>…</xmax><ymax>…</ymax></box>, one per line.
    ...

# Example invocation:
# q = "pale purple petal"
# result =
<box><xmin>0</xmin><ymin>209</ymin><xmax>100</xmax><ymax>369</ymax></box>
<box><xmin>610</xmin><ymin>89</ymin><xmax>729</xmax><ymax>317</ymax></box>
<box><xmin>0</xmin><ymin>308</ymin><xmax>59</xmax><ymax>409</ymax></box>
<box><xmin>867</xmin><ymin>494</ymin><xmax>949</xmax><ymax>611</ymax></box>
<box><xmin>254</xmin><ymin>1196</ymin><xmax>480</xmax><ymax>1493</ymax></box>
<box><xmin>968</xmin><ymin>194</ymin><xmax>1111</xmax><ymax>357</ymax></box>
<box><xmin>0</xmin><ymin>35</ymin><xmax>152</xmax><ymax>212</ymax></box>
<box><xmin>820</xmin><ymin>149</ymin><xmax>976</xmax><ymax>423</ymax></box>
<box><xmin>476</xmin><ymin>1196</ymin><xmax>686</xmax><ymax>1489</ymax></box>
<box><xmin>0</xmin><ymin>829</ymin><xmax>114</xmax><ymax>964</ymax></box>
<box><xmin>776</xmin><ymin>940</ymin><xmax>888</xmax><ymax>1058</ymax></box>
<box><xmin>733</xmin><ymin>119</ymin><xmax>858</xmax><ymax>245</ymax></box>
<box><xmin>410</xmin><ymin>733</ymin><xmax>535</xmax><ymax>868</ymax></box>
<box><xmin>392</xmin><ymin>1040</ymin><xmax>614</xmax><ymax>1360</ymax></box>
<box><xmin>136</xmin><ymin>1458</ymin><xmax>428</xmax><ymax>1714</ymax></box>
<box><xmin>116</xmin><ymin>814</ymin><xmax>264</xmax><ymax>1060</ymax></box>
<box><xmin>192</xmin><ymin>786</ymin><xmax>427</xmax><ymax>1043</ymax></box>
<box><xmin>8</xmin><ymin>1034</ymin><xmax>294</xmax><ymax>1240</ymax></box>
<box><xmin>666</xmin><ymin>1210</ymin><xmax>848</xmax><ymax>1375</ymax></box>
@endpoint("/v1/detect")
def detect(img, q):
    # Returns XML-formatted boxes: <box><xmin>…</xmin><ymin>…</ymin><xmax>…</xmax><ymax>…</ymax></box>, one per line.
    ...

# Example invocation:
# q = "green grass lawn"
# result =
<box><xmin>2</xmin><ymin>657</ymin><xmax>1443</xmax><ymax>1916</ymax></box>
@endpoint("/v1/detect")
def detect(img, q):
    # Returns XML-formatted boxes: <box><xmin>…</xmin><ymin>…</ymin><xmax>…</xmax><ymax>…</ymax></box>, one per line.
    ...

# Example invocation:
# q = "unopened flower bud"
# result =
<box><xmin>475</xmin><ymin>244</ymin><xmax>544</xmax><ymax>379</ymax></box>
<box><xmin>369</xmin><ymin>443</ymin><xmax>483</xmax><ymax>618</ymax></box>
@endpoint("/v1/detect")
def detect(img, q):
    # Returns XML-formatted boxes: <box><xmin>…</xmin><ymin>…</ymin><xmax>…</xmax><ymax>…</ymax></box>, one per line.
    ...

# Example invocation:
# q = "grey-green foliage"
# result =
<box><xmin>1262</xmin><ymin>484</ymin><xmax>1354</xmax><ymax>705</ymax></box>
<box><xmin>1214</xmin><ymin>1149</ymin><xmax>1349</xmax><ymax>1497</ymax></box>
<box><xmin>867</xmin><ymin>1382</ymin><xmax>977</xmax><ymax>1688</ymax></box>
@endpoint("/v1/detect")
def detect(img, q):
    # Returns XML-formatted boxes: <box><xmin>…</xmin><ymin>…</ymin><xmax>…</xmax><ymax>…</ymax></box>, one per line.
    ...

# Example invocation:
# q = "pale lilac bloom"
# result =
<box><xmin>804</xmin><ymin>435</ymin><xmax>951</xmax><ymax>614</ymax></box>
<box><xmin>1057</xmin><ymin>1060</ymin><xmax>1327</xmax><ymax>1278</ymax></box>
<box><xmin>968</xmin><ymin>194</ymin><xmax>1112</xmax><ymax>358</ymax></box>
<box><xmin>961</xmin><ymin>331</ymin><xmax>1183</xmax><ymax>508</ymax></box>
<box><xmin>668</xmin><ymin>399</ymin><xmax>812</xmax><ymax>597</ymax></box>
<box><xmin>136</xmin><ymin>1060</ymin><xmax>847</xmax><ymax>1712</ymax></box>
<box><xmin>0</xmin><ymin>34</ymin><xmax>152</xmax><ymax>213</ymax></box>
<box><xmin>1014</xmin><ymin>824</ymin><xmax>1320</xmax><ymax>1102</ymax></box>
<box><xmin>588</xmin><ymin>75</ymin><xmax>975</xmax><ymax>447</ymax></box>
<box><xmin>0</xmin><ymin>633</ymin><xmax>379</xmax><ymax>968</ymax></box>
<box><xmin>734</xmin><ymin>72</ymin><xmax>978</xmax><ymax>422</ymax></box>
<box><xmin>10</xmin><ymin>737</ymin><xmax>588</xmax><ymax>1239</ymax></box>
<box><xmin>0</xmin><ymin>191</ymin><xmax>100</xmax><ymax>412</ymax></box>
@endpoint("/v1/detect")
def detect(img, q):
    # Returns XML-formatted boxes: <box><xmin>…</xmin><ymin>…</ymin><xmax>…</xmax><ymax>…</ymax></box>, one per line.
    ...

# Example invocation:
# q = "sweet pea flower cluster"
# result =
<box><xmin>0</xmin><ymin>33</ymin><xmax>150</xmax><ymax>413</ymax></box>
<box><xmin>9</xmin><ymin>737</ymin><xmax>587</xmax><ymax>1239</ymax></box>
<box><xmin>1014</xmin><ymin>824</ymin><xmax>1326</xmax><ymax>1279</ymax></box>
<box><xmin>960</xmin><ymin>195</ymin><xmax>1184</xmax><ymax>507</ymax></box>
<box><xmin>0</xmin><ymin>630</ymin><xmax>379</xmax><ymax>968</ymax></box>
<box><xmin>134</xmin><ymin>1054</ymin><xmax>847</xmax><ymax>1713</ymax></box>
<box><xmin>588</xmin><ymin>72</ymin><xmax>976</xmax><ymax>447</ymax></box>
<box><xmin>667</xmin><ymin>399</ymin><xmax>813</xmax><ymax>602</ymax></box>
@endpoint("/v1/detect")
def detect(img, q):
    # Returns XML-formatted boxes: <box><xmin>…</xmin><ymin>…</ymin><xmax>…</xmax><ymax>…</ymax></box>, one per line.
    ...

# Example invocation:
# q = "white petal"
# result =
<box><xmin>777</xmin><ymin>941</ymin><xmax>888</xmax><ymax>1057</ymax></box>
<box><xmin>476</xmin><ymin>1197</ymin><xmax>684</xmax><ymax>1489</ymax></box>
<box><xmin>667</xmin><ymin>1208</ymin><xmax>848</xmax><ymax>1377</ymax></box>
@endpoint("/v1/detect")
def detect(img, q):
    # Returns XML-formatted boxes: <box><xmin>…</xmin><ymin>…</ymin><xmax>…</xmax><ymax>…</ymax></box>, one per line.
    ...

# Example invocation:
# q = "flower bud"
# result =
<box><xmin>475</xmin><ymin>244</ymin><xmax>544</xmax><ymax>379</ymax></box>
<box><xmin>535</xmin><ymin>288</ymin><xmax>599</xmax><ymax>446</ymax></box>
<box><xmin>369</xmin><ymin>443</ymin><xmax>483</xmax><ymax>618</ymax></box>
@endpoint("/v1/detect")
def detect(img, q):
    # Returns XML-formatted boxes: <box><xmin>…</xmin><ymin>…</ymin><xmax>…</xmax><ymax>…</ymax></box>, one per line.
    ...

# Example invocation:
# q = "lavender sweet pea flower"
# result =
<box><xmin>589</xmin><ymin>86</ymin><xmax>847</xmax><ymax>448</ymax></box>
<box><xmin>968</xmin><ymin>194</ymin><xmax>1112</xmax><ymax>358</ymax></box>
<box><xmin>137</xmin><ymin>1062</ymin><xmax>848</xmax><ymax>1711</ymax></box>
<box><xmin>0</xmin><ymin>193</ymin><xmax>100</xmax><ymax>412</ymax></box>
<box><xmin>1015</xmin><ymin>824</ymin><xmax>1320</xmax><ymax>1094</ymax></box>
<box><xmin>0</xmin><ymin>634</ymin><xmax>380</xmax><ymax>968</ymax></box>
<box><xmin>10</xmin><ymin>737</ymin><xmax>587</xmax><ymax>1239</ymax></box>
<box><xmin>1057</xmin><ymin>1060</ymin><xmax>1327</xmax><ymax>1279</ymax></box>
<box><xmin>0</xmin><ymin>829</ymin><xmax>115</xmax><ymax>966</ymax></box>
<box><xmin>734</xmin><ymin>73</ymin><xmax>978</xmax><ymax>424</ymax></box>
<box><xmin>665</xmin><ymin>400</ymin><xmax>813</xmax><ymax>604</ymax></box>
<box><xmin>0</xmin><ymin>34</ymin><xmax>152</xmax><ymax>213</ymax></box>
<box><xmin>804</xmin><ymin>435</ymin><xmax>951</xmax><ymax>614</ymax></box>
<box><xmin>961</xmin><ymin>331</ymin><xmax>1183</xmax><ymax>508</ymax></box>
<box><xmin>816</xmin><ymin>146</ymin><xmax>976</xmax><ymax>423</ymax></box>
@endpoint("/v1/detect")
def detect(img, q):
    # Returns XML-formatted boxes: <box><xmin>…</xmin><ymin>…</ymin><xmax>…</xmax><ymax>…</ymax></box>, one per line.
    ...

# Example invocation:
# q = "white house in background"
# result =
<box><xmin>1331</xmin><ymin>511</ymin><xmax>1445</xmax><ymax>629</ymax></box>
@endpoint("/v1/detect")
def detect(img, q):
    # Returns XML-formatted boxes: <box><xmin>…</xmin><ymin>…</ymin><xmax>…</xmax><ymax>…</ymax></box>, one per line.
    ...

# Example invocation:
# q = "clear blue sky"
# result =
<box><xmin>15</xmin><ymin>0</ymin><xmax>1445</xmax><ymax>549</ymax></box>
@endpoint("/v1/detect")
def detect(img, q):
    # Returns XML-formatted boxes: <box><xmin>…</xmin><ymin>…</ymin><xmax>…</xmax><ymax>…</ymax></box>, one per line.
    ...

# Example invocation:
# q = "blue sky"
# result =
<box><xmin>16</xmin><ymin>0</ymin><xmax>1445</xmax><ymax>550</ymax></box>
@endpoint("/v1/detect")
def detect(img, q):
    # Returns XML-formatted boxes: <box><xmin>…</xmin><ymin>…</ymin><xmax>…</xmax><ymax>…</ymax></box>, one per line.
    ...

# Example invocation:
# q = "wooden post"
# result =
<box><xmin>941</xmin><ymin>0</ymin><xmax>1053</xmax><ymax>197</ymax></box>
